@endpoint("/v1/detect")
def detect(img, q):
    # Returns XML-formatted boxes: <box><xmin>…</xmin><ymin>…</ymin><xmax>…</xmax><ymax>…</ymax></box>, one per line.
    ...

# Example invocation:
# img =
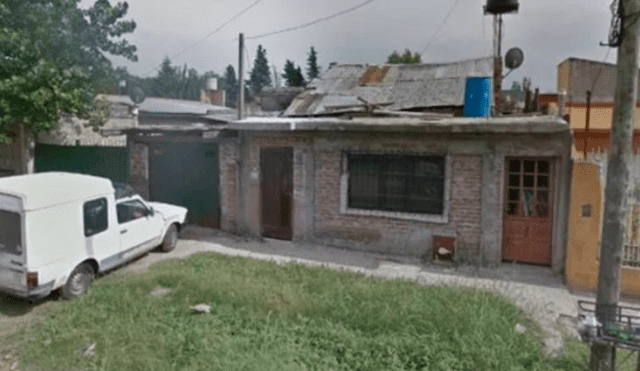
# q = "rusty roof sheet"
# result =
<box><xmin>284</xmin><ymin>57</ymin><xmax>493</xmax><ymax>116</ymax></box>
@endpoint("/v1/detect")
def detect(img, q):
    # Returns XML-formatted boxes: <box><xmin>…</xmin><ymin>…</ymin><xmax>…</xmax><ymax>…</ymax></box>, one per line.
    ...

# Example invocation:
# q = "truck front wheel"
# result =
<box><xmin>62</xmin><ymin>263</ymin><xmax>95</xmax><ymax>299</ymax></box>
<box><xmin>160</xmin><ymin>224</ymin><xmax>178</xmax><ymax>253</ymax></box>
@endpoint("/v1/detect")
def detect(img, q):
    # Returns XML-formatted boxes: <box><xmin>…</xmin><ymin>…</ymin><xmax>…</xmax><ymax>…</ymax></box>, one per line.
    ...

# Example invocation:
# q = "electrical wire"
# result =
<box><xmin>590</xmin><ymin>47</ymin><xmax>613</xmax><ymax>93</ymax></box>
<box><xmin>143</xmin><ymin>0</ymin><xmax>265</xmax><ymax>76</ymax></box>
<box><xmin>419</xmin><ymin>0</ymin><xmax>463</xmax><ymax>56</ymax></box>
<box><xmin>246</xmin><ymin>0</ymin><xmax>376</xmax><ymax>40</ymax></box>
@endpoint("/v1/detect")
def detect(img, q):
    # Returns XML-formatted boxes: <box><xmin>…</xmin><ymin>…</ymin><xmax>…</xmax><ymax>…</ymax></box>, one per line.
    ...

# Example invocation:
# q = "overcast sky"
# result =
<box><xmin>80</xmin><ymin>0</ymin><xmax>615</xmax><ymax>93</ymax></box>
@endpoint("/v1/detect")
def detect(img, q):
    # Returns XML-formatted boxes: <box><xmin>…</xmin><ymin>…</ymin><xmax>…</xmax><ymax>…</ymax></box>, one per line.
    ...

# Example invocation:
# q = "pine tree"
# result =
<box><xmin>249</xmin><ymin>45</ymin><xmax>272</xmax><ymax>95</ymax></box>
<box><xmin>306</xmin><ymin>46</ymin><xmax>320</xmax><ymax>81</ymax></box>
<box><xmin>387</xmin><ymin>49</ymin><xmax>422</xmax><ymax>64</ymax></box>
<box><xmin>224</xmin><ymin>65</ymin><xmax>238</xmax><ymax>108</ymax></box>
<box><xmin>282</xmin><ymin>60</ymin><xmax>306</xmax><ymax>87</ymax></box>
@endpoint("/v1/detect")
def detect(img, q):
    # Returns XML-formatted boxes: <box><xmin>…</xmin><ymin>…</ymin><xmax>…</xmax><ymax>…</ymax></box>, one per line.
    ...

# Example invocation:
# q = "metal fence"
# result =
<box><xmin>625</xmin><ymin>203</ymin><xmax>640</xmax><ymax>268</ymax></box>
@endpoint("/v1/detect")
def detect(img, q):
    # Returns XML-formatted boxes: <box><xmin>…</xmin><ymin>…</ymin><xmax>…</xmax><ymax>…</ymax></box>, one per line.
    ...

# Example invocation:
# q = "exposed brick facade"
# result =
<box><xmin>128</xmin><ymin>142</ymin><xmax>149</xmax><ymax>200</ymax></box>
<box><xmin>220</xmin><ymin>132</ymin><xmax>485</xmax><ymax>260</ymax></box>
<box><xmin>219</xmin><ymin>141</ymin><xmax>238</xmax><ymax>231</ymax></box>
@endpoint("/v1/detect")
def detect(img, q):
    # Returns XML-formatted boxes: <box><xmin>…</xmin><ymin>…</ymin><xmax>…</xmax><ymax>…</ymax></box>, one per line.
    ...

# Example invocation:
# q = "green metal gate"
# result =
<box><xmin>148</xmin><ymin>142</ymin><xmax>220</xmax><ymax>228</ymax></box>
<box><xmin>35</xmin><ymin>144</ymin><xmax>130</xmax><ymax>182</ymax></box>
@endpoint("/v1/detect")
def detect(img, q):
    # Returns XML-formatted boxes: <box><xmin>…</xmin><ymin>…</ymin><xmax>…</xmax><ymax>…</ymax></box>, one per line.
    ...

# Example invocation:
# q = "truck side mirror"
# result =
<box><xmin>148</xmin><ymin>207</ymin><xmax>154</xmax><ymax>217</ymax></box>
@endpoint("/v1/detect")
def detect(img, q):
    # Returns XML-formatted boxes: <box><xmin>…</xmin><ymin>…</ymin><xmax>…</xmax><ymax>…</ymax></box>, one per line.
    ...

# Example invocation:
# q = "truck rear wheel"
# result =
<box><xmin>160</xmin><ymin>224</ymin><xmax>178</xmax><ymax>252</ymax></box>
<box><xmin>62</xmin><ymin>263</ymin><xmax>95</xmax><ymax>299</ymax></box>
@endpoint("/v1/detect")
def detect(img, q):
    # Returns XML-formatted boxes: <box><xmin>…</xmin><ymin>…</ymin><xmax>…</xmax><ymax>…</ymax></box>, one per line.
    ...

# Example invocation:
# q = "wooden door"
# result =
<box><xmin>503</xmin><ymin>158</ymin><xmax>553</xmax><ymax>265</ymax></box>
<box><xmin>260</xmin><ymin>147</ymin><xmax>293</xmax><ymax>240</ymax></box>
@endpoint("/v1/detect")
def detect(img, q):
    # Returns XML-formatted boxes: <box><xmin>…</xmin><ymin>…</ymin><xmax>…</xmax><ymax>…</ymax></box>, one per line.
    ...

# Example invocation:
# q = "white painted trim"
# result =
<box><xmin>339</xmin><ymin>152</ymin><xmax>451</xmax><ymax>224</ymax></box>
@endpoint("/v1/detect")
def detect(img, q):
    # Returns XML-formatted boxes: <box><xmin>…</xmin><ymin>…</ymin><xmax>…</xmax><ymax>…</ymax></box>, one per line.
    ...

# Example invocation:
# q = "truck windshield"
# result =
<box><xmin>0</xmin><ymin>210</ymin><xmax>21</xmax><ymax>255</ymax></box>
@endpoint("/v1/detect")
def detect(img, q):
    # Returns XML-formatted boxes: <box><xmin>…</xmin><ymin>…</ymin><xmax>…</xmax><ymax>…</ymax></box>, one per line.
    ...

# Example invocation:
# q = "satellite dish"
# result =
<box><xmin>505</xmin><ymin>47</ymin><xmax>524</xmax><ymax>70</ymax></box>
<box><xmin>129</xmin><ymin>87</ymin><xmax>146</xmax><ymax>105</ymax></box>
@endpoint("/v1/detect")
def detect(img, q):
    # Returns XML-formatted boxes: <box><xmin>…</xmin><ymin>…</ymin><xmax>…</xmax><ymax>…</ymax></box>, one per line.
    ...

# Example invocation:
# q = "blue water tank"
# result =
<box><xmin>464</xmin><ymin>77</ymin><xmax>492</xmax><ymax>117</ymax></box>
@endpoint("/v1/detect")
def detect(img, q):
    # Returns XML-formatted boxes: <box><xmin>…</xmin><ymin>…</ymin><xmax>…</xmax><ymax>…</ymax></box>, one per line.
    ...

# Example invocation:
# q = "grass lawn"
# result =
<box><xmin>11</xmin><ymin>253</ymin><xmax>615</xmax><ymax>370</ymax></box>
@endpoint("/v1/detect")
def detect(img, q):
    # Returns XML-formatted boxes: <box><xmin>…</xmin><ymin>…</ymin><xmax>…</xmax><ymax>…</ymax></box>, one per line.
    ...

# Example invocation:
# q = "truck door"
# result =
<box><xmin>0</xmin><ymin>208</ymin><xmax>26</xmax><ymax>295</ymax></box>
<box><xmin>116</xmin><ymin>199</ymin><xmax>163</xmax><ymax>258</ymax></box>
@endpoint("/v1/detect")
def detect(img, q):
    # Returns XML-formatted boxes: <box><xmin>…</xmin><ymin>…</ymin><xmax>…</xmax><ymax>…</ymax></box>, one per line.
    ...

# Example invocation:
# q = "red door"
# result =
<box><xmin>260</xmin><ymin>147</ymin><xmax>293</xmax><ymax>240</ymax></box>
<box><xmin>503</xmin><ymin>158</ymin><xmax>553</xmax><ymax>265</ymax></box>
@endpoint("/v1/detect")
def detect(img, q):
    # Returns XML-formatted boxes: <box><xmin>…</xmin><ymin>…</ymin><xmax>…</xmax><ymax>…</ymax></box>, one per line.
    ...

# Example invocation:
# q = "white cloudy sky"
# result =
<box><xmin>80</xmin><ymin>0</ymin><xmax>616</xmax><ymax>93</ymax></box>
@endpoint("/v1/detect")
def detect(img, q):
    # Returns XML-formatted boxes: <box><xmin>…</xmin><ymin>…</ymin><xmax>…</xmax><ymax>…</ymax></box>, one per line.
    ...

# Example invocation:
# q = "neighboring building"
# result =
<box><xmin>219</xmin><ymin>115</ymin><xmax>572</xmax><ymax>274</ymax></box>
<box><xmin>101</xmin><ymin>96</ymin><xmax>236</xmax><ymax>228</ymax></box>
<box><xmin>259</xmin><ymin>87</ymin><xmax>306</xmax><ymax>112</ymax></box>
<box><xmin>102</xmin><ymin>95</ymin><xmax>236</xmax><ymax>126</ymax></box>
<box><xmin>556</xmin><ymin>57</ymin><xmax>640</xmax><ymax>156</ymax></box>
<box><xmin>283</xmin><ymin>57</ymin><xmax>493</xmax><ymax>117</ymax></box>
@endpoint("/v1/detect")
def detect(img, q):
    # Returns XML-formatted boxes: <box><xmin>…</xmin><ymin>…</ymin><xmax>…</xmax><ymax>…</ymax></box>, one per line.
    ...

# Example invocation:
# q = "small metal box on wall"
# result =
<box><xmin>433</xmin><ymin>235</ymin><xmax>456</xmax><ymax>262</ymax></box>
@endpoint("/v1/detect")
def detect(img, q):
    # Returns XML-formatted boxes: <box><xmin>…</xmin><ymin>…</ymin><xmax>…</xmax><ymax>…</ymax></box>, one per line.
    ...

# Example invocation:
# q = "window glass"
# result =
<box><xmin>117</xmin><ymin>200</ymin><xmax>149</xmax><ymax>224</ymax></box>
<box><xmin>84</xmin><ymin>198</ymin><xmax>108</xmax><ymax>237</ymax></box>
<box><xmin>0</xmin><ymin>210</ymin><xmax>21</xmax><ymax>255</ymax></box>
<box><xmin>348</xmin><ymin>154</ymin><xmax>445</xmax><ymax>215</ymax></box>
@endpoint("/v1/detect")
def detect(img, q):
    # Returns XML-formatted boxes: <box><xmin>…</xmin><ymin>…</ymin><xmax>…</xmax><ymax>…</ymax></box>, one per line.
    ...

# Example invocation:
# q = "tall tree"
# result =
<box><xmin>387</xmin><ymin>49</ymin><xmax>422</xmax><ymax>64</ymax></box>
<box><xmin>282</xmin><ymin>60</ymin><xmax>306</xmax><ymax>87</ymax></box>
<box><xmin>249</xmin><ymin>45</ymin><xmax>271</xmax><ymax>95</ymax></box>
<box><xmin>306</xmin><ymin>46</ymin><xmax>320</xmax><ymax>81</ymax></box>
<box><xmin>224</xmin><ymin>65</ymin><xmax>238</xmax><ymax>108</ymax></box>
<box><xmin>0</xmin><ymin>0</ymin><xmax>137</xmax><ymax>172</ymax></box>
<box><xmin>152</xmin><ymin>57</ymin><xmax>179</xmax><ymax>98</ymax></box>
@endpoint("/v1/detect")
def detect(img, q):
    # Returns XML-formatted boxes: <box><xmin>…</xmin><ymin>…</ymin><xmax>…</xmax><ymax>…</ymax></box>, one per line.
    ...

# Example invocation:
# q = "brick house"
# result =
<box><xmin>219</xmin><ymin>115</ymin><xmax>572</xmax><ymax>273</ymax></box>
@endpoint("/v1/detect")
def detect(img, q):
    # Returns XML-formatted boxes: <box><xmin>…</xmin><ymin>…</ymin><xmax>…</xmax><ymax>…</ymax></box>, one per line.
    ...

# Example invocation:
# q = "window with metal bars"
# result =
<box><xmin>347</xmin><ymin>153</ymin><xmax>445</xmax><ymax>215</ymax></box>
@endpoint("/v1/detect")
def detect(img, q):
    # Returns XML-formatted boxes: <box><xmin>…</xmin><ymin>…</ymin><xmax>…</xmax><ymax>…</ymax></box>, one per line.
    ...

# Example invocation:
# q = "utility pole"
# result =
<box><xmin>493</xmin><ymin>14</ymin><xmax>503</xmax><ymax>115</ymax></box>
<box><xmin>238</xmin><ymin>33</ymin><xmax>245</xmax><ymax>120</ymax></box>
<box><xmin>590</xmin><ymin>0</ymin><xmax>640</xmax><ymax>370</ymax></box>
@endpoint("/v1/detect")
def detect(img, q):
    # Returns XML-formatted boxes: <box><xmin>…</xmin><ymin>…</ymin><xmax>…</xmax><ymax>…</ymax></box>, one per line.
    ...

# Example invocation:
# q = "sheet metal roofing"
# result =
<box><xmin>283</xmin><ymin>57</ymin><xmax>493</xmax><ymax>116</ymax></box>
<box><xmin>0</xmin><ymin>172</ymin><xmax>114</xmax><ymax>211</ymax></box>
<box><xmin>100</xmin><ymin>95</ymin><xmax>235</xmax><ymax>115</ymax></box>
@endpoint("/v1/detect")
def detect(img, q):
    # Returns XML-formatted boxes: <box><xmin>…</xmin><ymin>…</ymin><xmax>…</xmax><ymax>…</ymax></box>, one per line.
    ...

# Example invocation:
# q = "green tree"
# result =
<box><xmin>282</xmin><ymin>60</ymin><xmax>306</xmax><ymax>87</ymax></box>
<box><xmin>0</xmin><ymin>0</ymin><xmax>137</xmax><ymax>146</ymax></box>
<box><xmin>224</xmin><ymin>65</ymin><xmax>238</xmax><ymax>108</ymax></box>
<box><xmin>306</xmin><ymin>46</ymin><xmax>320</xmax><ymax>81</ymax></box>
<box><xmin>387</xmin><ymin>49</ymin><xmax>422</xmax><ymax>64</ymax></box>
<box><xmin>249</xmin><ymin>45</ymin><xmax>271</xmax><ymax>95</ymax></box>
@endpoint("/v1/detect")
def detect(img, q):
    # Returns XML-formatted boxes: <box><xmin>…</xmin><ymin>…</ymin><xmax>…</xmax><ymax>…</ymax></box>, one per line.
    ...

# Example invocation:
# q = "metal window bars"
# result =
<box><xmin>578</xmin><ymin>300</ymin><xmax>640</xmax><ymax>370</ymax></box>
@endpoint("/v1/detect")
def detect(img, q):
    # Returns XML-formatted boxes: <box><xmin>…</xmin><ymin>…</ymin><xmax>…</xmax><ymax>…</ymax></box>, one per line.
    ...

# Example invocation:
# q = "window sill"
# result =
<box><xmin>341</xmin><ymin>207</ymin><xmax>448</xmax><ymax>224</ymax></box>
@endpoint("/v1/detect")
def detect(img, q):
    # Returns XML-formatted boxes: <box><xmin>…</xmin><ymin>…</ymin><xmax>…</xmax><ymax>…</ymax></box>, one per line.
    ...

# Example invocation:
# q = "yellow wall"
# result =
<box><xmin>566</xmin><ymin>162</ymin><xmax>640</xmax><ymax>297</ymax></box>
<box><xmin>566</xmin><ymin>106</ymin><xmax>640</xmax><ymax>130</ymax></box>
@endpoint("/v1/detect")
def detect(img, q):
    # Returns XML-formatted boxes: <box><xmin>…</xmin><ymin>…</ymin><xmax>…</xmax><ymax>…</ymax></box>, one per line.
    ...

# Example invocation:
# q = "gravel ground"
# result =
<box><xmin>122</xmin><ymin>226</ymin><xmax>617</xmax><ymax>357</ymax></box>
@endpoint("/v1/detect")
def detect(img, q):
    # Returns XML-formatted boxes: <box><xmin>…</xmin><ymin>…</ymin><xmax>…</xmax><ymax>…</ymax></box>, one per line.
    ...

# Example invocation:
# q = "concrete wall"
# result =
<box><xmin>222</xmin><ymin>130</ymin><xmax>572</xmax><ymax>272</ymax></box>
<box><xmin>37</xmin><ymin>102</ymin><xmax>132</xmax><ymax>147</ymax></box>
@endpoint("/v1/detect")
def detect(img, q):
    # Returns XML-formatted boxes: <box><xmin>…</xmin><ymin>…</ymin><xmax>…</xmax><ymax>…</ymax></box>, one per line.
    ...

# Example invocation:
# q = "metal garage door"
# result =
<box><xmin>35</xmin><ymin>144</ymin><xmax>130</xmax><ymax>182</ymax></box>
<box><xmin>149</xmin><ymin>142</ymin><xmax>220</xmax><ymax>228</ymax></box>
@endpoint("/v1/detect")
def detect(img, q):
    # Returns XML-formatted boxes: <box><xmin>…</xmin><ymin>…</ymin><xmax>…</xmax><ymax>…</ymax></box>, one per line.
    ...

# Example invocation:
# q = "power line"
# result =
<box><xmin>246</xmin><ymin>0</ymin><xmax>376</xmax><ymax>40</ymax></box>
<box><xmin>143</xmin><ymin>0</ymin><xmax>265</xmax><ymax>76</ymax></box>
<box><xmin>419</xmin><ymin>0</ymin><xmax>463</xmax><ymax>56</ymax></box>
<box><xmin>591</xmin><ymin>47</ymin><xmax>613</xmax><ymax>92</ymax></box>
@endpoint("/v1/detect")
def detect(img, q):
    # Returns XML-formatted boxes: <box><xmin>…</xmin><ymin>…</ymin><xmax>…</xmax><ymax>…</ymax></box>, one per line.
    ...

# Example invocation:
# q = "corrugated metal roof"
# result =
<box><xmin>284</xmin><ymin>57</ymin><xmax>493</xmax><ymax>116</ymax></box>
<box><xmin>99</xmin><ymin>95</ymin><xmax>234</xmax><ymax>115</ymax></box>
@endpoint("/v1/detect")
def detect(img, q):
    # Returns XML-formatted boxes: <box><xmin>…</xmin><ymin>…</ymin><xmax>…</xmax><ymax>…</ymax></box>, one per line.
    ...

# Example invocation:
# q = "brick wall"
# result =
<box><xmin>128</xmin><ymin>142</ymin><xmax>149</xmax><ymax>200</ymax></box>
<box><xmin>219</xmin><ymin>142</ymin><xmax>238</xmax><ymax>231</ymax></box>
<box><xmin>314</xmin><ymin>140</ymin><xmax>482</xmax><ymax>258</ymax></box>
<box><xmin>223</xmin><ymin>132</ymin><xmax>485</xmax><ymax>260</ymax></box>
<box><xmin>448</xmin><ymin>155</ymin><xmax>483</xmax><ymax>262</ymax></box>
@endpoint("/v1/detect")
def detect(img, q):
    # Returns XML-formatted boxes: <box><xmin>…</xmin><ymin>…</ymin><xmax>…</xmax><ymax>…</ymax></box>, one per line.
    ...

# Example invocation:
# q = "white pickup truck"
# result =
<box><xmin>0</xmin><ymin>172</ymin><xmax>188</xmax><ymax>299</ymax></box>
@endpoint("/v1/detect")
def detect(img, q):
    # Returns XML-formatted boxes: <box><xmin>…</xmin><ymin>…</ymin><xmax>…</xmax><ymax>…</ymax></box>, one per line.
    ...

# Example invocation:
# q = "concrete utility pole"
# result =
<box><xmin>590</xmin><ymin>0</ymin><xmax>640</xmax><ymax>369</ymax></box>
<box><xmin>238</xmin><ymin>33</ymin><xmax>245</xmax><ymax>120</ymax></box>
